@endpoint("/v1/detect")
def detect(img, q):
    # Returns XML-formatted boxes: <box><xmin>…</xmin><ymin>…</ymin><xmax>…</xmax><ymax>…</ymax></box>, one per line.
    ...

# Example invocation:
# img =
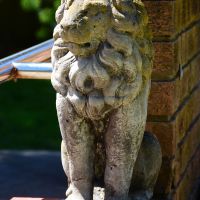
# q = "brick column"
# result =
<box><xmin>144</xmin><ymin>0</ymin><xmax>200</xmax><ymax>199</ymax></box>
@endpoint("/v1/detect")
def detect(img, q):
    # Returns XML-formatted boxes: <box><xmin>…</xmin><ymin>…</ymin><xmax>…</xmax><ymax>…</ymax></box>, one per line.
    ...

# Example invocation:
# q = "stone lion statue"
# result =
<box><xmin>51</xmin><ymin>0</ymin><xmax>162</xmax><ymax>199</ymax></box>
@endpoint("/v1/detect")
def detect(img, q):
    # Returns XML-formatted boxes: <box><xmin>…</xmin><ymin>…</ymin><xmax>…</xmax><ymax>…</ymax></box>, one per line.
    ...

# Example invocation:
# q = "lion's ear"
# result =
<box><xmin>61</xmin><ymin>0</ymin><xmax>69</xmax><ymax>4</ymax></box>
<box><xmin>113</xmin><ymin>0</ymin><xmax>136</xmax><ymax>14</ymax></box>
<box><xmin>83</xmin><ymin>0</ymin><xmax>109</xmax><ymax>10</ymax></box>
<box><xmin>56</xmin><ymin>4</ymin><xmax>65</xmax><ymax>23</ymax></box>
<box><xmin>65</xmin><ymin>0</ymin><xmax>74</xmax><ymax>9</ymax></box>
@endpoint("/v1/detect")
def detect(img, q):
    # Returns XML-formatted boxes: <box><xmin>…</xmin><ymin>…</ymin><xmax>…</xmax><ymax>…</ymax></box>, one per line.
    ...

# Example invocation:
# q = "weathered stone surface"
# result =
<box><xmin>51</xmin><ymin>1</ymin><xmax>162</xmax><ymax>200</ymax></box>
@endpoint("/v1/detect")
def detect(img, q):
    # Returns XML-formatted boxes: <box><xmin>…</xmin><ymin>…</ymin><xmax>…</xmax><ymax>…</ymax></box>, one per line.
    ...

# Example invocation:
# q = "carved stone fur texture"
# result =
<box><xmin>51</xmin><ymin>0</ymin><xmax>162</xmax><ymax>200</ymax></box>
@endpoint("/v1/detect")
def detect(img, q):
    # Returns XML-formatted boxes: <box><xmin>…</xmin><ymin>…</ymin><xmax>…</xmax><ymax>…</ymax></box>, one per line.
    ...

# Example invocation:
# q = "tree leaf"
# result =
<box><xmin>20</xmin><ymin>0</ymin><xmax>41</xmax><ymax>11</ymax></box>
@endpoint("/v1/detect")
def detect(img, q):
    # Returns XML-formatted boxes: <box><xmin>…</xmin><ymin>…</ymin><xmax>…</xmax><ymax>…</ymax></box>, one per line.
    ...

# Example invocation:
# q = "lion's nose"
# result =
<box><xmin>59</xmin><ymin>20</ymin><xmax>77</xmax><ymax>42</ymax></box>
<box><xmin>60</xmin><ymin>20</ymin><xmax>76</xmax><ymax>31</ymax></box>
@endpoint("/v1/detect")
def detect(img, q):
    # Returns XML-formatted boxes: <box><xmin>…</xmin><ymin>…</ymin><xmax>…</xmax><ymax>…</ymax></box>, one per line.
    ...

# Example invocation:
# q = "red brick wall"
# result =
<box><xmin>143</xmin><ymin>0</ymin><xmax>200</xmax><ymax>199</ymax></box>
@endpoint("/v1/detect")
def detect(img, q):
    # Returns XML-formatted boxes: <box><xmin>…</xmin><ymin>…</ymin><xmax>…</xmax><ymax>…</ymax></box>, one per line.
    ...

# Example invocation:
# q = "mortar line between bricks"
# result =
<box><xmin>178</xmin><ymin>113</ymin><xmax>200</xmax><ymax>148</ymax></box>
<box><xmin>171</xmin><ymin>144</ymin><xmax>200</xmax><ymax>194</ymax></box>
<box><xmin>148</xmin><ymin>82</ymin><xmax>200</xmax><ymax>122</ymax></box>
<box><xmin>152</xmin><ymin>19</ymin><xmax>200</xmax><ymax>43</ymax></box>
<box><xmin>170</xmin><ymin>83</ymin><xmax>200</xmax><ymax>121</ymax></box>
<box><xmin>152</xmin><ymin>50</ymin><xmax>200</xmax><ymax>83</ymax></box>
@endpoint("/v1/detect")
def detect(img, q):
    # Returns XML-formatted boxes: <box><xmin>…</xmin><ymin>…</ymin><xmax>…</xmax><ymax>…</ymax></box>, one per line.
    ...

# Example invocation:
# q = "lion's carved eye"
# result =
<box><xmin>78</xmin><ymin>10</ymin><xmax>88</xmax><ymax>18</ymax></box>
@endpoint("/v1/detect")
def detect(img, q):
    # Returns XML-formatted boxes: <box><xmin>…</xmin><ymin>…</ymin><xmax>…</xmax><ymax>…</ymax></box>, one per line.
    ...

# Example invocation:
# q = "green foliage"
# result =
<box><xmin>21</xmin><ymin>0</ymin><xmax>41</xmax><ymax>11</ymax></box>
<box><xmin>0</xmin><ymin>80</ymin><xmax>60</xmax><ymax>150</ymax></box>
<box><xmin>38</xmin><ymin>8</ymin><xmax>54</xmax><ymax>24</ymax></box>
<box><xmin>20</xmin><ymin>0</ymin><xmax>60</xmax><ymax>39</ymax></box>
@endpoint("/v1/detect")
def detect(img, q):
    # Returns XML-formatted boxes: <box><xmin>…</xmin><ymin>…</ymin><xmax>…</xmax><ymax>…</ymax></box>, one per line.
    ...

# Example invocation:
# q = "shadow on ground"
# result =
<box><xmin>0</xmin><ymin>151</ymin><xmax>66</xmax><ymax>199</ymax></box>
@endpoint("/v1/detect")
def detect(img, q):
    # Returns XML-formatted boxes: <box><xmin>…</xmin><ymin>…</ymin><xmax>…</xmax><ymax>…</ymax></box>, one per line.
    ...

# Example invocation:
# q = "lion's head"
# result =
<box><xmin>54</xmin><ymin>0</ymin><xmax>111</xmax><ymax>57</ymax></box>
<box><xmin>51</xmin><ymin>0</ymin><xmax>153</xmax><ymax>120</ymax></box>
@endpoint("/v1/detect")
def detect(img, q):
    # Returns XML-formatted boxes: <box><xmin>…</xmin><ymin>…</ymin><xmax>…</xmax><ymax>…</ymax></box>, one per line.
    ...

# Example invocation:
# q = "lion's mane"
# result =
<box><xmin>51</xmin><ymin>0</ymin><xmax>153</xmax><ymax>120</ymax></box>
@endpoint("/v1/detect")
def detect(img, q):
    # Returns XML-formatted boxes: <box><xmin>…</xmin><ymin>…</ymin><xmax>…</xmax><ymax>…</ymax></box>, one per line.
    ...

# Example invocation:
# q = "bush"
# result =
<box><xmin>20</xmin><ymin>0</ymin><xmax>60</xmax><ymax>39</ymax></box>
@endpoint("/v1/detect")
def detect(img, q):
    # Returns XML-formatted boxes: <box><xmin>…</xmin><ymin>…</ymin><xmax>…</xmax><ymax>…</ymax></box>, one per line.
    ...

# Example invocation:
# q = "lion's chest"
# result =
<box><xmin>65</xmin><ymin>55</ymin><xmax>142</xmax><ymax>120</ymax></box>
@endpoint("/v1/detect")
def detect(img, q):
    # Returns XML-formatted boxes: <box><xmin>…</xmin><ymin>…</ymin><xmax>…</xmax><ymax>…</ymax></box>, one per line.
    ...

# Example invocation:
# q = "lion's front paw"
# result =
<box><xmin>65</xmin><ymin>184</ymin><xmax>91</xmax><ymax>200</ymax></box>
<box><xmin>66</xmin><ymin>185</ymin><xmax>85</xmax><ymax>200</ymax></box>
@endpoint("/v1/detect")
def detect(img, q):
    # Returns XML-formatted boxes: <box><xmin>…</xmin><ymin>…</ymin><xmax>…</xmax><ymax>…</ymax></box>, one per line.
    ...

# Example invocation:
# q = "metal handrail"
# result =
<box><xmin>0</xmin><ymin>39</ymin><xmax>53</xmax><ymax>84</ymax></box>
<box><xmin>13</xmin><ymin>62</ymin><xmax>52</xmax><ymax>80</ymax></box>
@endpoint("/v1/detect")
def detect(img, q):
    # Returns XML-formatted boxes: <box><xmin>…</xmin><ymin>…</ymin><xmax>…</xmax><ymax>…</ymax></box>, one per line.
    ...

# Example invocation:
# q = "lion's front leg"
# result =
<box><xmin>56</xmin><ymin>93</ymin><xmax>95</xmax><ymax>200</ymax></box>
<box><xmin>104</xmin><ymin>84</ymin><xmax>150</xmax><ymax>200</ymax></box>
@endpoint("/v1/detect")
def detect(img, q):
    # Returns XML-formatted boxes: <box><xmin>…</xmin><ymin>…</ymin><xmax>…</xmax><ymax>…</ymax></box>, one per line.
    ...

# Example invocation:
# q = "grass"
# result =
<box><xmin>0</xmin><ymin>79</ymin><xmax>61</xmax><ymax>150</ymax></box>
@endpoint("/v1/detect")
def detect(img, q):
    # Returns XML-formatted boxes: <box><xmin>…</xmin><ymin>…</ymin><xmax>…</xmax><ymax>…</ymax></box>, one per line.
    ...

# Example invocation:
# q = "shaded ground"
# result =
<box><xmin>0</xmin><ymin>151</ymin><xmax>105</xmax><ymax>200</ymax></box>
<box><xmin>2</xmin><ymin>151</ymin><xmax>199</xmax><ymax>200</ymax></box>
<box><xmin>0</xmin><ymin>151</ymin><xmax>66</xmax><ymax>200</ymax></box>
